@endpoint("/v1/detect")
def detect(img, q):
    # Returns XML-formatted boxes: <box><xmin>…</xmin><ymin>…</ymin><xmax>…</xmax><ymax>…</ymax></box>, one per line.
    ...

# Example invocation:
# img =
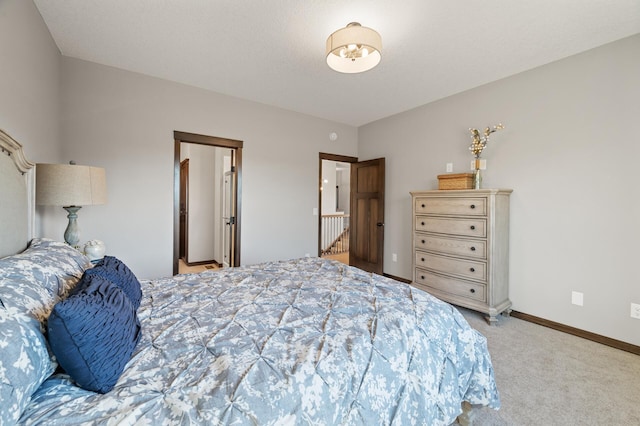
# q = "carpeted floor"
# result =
<box><xmin>457</xmin><ymin>308</ymin><xmax>640</xmax><ymax>425</ymax></box>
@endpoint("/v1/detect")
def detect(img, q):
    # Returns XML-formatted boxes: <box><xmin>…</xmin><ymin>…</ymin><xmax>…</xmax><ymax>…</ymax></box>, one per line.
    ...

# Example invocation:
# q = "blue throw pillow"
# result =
<box><xmin>83</xmin><ymin>256</ymin><xmax>142</xmax><ymax>309</ymax></box>
<box><xmin>47</xmin><ymin>274</ymin><xmax>141</xmax><ymax>394</ymax></box>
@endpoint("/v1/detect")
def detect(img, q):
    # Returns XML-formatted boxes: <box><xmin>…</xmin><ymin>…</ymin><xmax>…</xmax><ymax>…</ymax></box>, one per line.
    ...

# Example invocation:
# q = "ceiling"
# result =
<box><xmin>33</xmin><ymin>0</ymin><xmax>640</xmax><ymax>127</ymax></box>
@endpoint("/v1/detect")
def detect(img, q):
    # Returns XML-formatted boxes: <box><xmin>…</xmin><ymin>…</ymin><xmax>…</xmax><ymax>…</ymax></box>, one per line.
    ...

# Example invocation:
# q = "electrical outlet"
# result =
<box><xmin>571</xmin><ymin>291</ymin><xmax>584</xmax><ymax>306</ymax></box>
<box><xmin>392</xmin><ymin>253</ymin><xmax>397</xmax><ymax>262</ymax></box>
<box><xmin>446</xmin><ymin>163</ymin><xmax>453</xmax><ymax>173</ymax></box>
<box><xmin>631</xmin><ymin>303</ymin><xmax>640</xmax><ymax>319</ymax></box>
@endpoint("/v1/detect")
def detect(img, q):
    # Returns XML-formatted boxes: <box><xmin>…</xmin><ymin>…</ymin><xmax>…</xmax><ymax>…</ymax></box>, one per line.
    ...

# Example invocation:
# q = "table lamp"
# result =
<box><xmin>36</xmin><ymin>163</ymin><xmax>107</xmax><ymax>248</ymax></box>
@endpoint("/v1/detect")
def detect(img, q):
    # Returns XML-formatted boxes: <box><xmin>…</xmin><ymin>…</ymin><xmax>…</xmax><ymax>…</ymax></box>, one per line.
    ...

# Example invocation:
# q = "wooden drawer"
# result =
<box><xmin>414</xmin><ymin>268</ymin><xmax>486</xmax><ymax>302</ymax></box>
<box><xmin>415</xmin><ymin>197</ymin><xmax>487</xmax><ymax>216</ymax></box>
<box><xmin>415</xmin><ymin>251</ymin><xmax>486</xmax><ymax>281</ymax></box>
<box><xmin>415</xmin><ymin>216</ymin><xmax>486</xmax><ymax>238</ymax></box>
<box><xmin>411</xmin><ymin>189</ymin><xmax>512</xmax><ymax>323</ymax></box>
<box><xmin>415</xmin><ymin>234</ymin><xmax>486</xmax><ymax>259</ymax></box>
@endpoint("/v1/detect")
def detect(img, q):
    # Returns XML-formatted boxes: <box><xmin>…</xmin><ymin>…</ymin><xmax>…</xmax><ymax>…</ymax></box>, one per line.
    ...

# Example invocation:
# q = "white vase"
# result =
<box><xmin>84</xmin><ymin>240</ymin><xmax>106</xmax><ymax>261</ymax></box>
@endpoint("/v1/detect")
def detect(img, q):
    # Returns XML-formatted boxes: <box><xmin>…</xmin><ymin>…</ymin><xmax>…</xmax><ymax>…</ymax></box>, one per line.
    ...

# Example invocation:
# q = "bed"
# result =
<box><xmin>0</xmin><ymin>130</ymin><xmax>500</xmax><ymax>425</ymax></box>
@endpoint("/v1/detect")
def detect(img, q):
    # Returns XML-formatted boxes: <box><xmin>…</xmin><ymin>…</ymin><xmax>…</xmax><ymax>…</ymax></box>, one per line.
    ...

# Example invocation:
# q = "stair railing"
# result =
<box><xmin>321</xmin><ymin>214</ymin><xmax>350</xmax><ymax>255</ymax></box>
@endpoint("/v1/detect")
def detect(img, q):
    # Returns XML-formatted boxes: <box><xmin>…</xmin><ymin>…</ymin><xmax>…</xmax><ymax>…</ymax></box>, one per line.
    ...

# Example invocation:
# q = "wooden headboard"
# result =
<box><xmin>0</xmin><ymin>129</ymin><xmax>35</xmax><ymax>258</ymax></box>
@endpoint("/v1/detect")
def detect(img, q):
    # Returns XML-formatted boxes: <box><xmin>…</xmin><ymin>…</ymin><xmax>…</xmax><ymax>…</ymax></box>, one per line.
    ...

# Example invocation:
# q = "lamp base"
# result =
<box><xmin>63</xmin><ymin>206</ymin><xmax>82</xmax><ymax>248</ymax></box>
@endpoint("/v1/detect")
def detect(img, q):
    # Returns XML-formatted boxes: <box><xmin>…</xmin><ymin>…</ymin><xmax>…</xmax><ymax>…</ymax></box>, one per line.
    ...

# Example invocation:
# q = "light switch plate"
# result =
<box><xmin>631</xmin><ymin>303</ymin><xmax>640</xmax><ymax>319</ymax></box>
<box><xmin>571</xmin><ymin>291</ymin><xmax>584</xmax><ymax>306</ymax></box>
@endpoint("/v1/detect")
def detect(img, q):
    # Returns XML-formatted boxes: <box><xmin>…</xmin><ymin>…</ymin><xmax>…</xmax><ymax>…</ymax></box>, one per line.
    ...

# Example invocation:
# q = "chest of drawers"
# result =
<box><xmin>410</xmin><ymin>189</ymin><xmax>512</xmax><ymax>324</ymax></box>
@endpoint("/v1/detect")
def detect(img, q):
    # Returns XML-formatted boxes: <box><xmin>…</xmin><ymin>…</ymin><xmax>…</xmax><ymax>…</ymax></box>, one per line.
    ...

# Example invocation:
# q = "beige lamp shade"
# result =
<box><xmin>36</xmin><ymin>163</ymin><xmax>107</xmax><ymax>206</ymax></box>
<box><xmin>326</xmin><ymin>22</ymin><xmax>382</xmax><ymax>73</ymax></box>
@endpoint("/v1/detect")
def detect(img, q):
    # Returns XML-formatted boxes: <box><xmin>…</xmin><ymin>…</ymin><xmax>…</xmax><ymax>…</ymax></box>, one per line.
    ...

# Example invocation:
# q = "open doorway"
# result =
<box><xmin>178</xmin><ymin>144</ymin><xmax>232</xmax><ymax>273</ymax></box>
<box><xmin>174</xmin><ymin>131</ymin><xmax>243</xmax><ymax>275</ymax></box>
<box><xmin>318</xmin><ymin>153</ymin><xmax>357</xmax><ymax>265</ymax></box>
<box><xmin>318</xmin><ymin>153</ymin><xmax>386</xmax><ymax>275</ymax></box>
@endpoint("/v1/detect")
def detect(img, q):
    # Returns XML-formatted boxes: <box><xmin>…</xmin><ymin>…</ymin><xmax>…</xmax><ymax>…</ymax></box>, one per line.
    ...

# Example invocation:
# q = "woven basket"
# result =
<box><xmin>437</xmin><ymin>173</ymin><xmax>474</xmax><ymax>190</ymax></box>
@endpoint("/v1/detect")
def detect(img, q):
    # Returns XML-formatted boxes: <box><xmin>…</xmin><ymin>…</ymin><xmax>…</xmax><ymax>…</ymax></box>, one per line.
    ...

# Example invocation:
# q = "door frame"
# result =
<box><xmin>318</xmin><ymin>153</ymin><xmax>358</xmax><ymax>257</ymax></box>
<box><xmin>173</xmin><ymin>131</ymin><xmax>243</xmax><ymax>275</ymax></box>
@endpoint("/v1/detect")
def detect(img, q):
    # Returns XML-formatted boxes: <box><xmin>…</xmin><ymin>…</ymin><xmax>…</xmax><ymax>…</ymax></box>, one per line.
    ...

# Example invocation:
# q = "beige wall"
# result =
<box><xmin>55</xmin><ymin>57</ymin><xmax>358</xmax><ymax>278</ymax></box>
<box><xmin>180</xmin><ymin>143</ymin><xmax>218</xmax><ymax>264</ymax></box>
<box><xmin>0</xmin><ymin>0</ymin><xmax>63</xmax><ymax>238</ymax></box>
<box><xmin>0</xmin><ymin>0</ymin><xmax>60</xmax><ymax>160</ymax></box>
<box><xmin>358</xmin><ymin>34</ymin><xmax>640</xmax><ymax>345</ymax></box>
<box><xmin>185</xmin><ymin>144</ymin><xmax>216</xmax><ymax>263</ymax></box>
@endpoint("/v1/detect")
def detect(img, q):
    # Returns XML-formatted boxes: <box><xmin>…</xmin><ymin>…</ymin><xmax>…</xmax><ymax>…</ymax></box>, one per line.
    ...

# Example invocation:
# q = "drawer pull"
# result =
<box><xmin>470</xmin><ymin>225</ymin><xmax>476</xmax><ymax>230</ymax></box>
<box><xmin>470</xmin><ymin>288</ymin><xmax>476</xmax><ymax>294</ymax></box>
<box><xmin>470</xmin><ymin>246</ymin><xmax>476</xmax><ymax>251</ymax></box>
<box><xmin>421</xmin><ymin>257</ymin><xmax>425</xmax><ymax>262</ymax></box>
<box><xmin>421</xmin><ymin>239</ymin><xmax>426</xmax><ymax>244</ymax></box>
<box><xmin>421</xmin><ymin>204</ymin><xmax>426</xmax><ymax>208</ymax></box>
<box><xmin>421</xmin><ymin>221</ymin><xmax>425</xmax><ymax>226</ymax></box>
<box><xmin>421</xmin><ymin>275</ymin><xmax>425</xmax><ymax>280</ymax></box>
<box><xmin>470</xmin><ymin>267</ymin><xmax>475</xmax><ymax>272</ymax></box>
<box><xmin>470</xmin><ymin>204</ymin><xmax>476</xmax><ymax>209</ymax></box>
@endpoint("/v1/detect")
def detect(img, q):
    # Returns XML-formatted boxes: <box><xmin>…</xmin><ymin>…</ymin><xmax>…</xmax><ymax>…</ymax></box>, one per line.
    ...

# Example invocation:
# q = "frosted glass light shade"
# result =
<box><xmin>36</xmin><ymin>164</ymin><xmax>107</xmax><ymax>206</ymax></box>
<box><xmin>326</xmin><ymin>22</ymin><xmax>382</xmax><ymax>74</ymax></box>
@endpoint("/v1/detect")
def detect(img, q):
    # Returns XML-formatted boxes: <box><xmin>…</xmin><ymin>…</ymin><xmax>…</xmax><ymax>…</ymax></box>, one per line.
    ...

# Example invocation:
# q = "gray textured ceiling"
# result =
<box><xmin>34</xmin><ymin>0</ymin><xmax>640</xmax><ymax>126</ymax></box>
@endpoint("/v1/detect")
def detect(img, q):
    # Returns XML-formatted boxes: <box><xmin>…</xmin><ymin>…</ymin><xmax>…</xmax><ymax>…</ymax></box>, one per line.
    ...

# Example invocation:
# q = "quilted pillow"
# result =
<box><xmin>82</xmin><ymin>256</ymin><xmax>142</xmax><ymax>309</ymax></box>
<box><xmin>0</xmin><ymin>238</ymin><xmax>91</xmax><ymax>328</ymax></box>
<box><xmin>0</xmin><ymin>309</ymin><xmax>55</xmax><ymax>424</ymax></box>
<box><xmin>47</xmin><ymin>274</ymin><xmax>141</xmax><ymax>394</ymax></box>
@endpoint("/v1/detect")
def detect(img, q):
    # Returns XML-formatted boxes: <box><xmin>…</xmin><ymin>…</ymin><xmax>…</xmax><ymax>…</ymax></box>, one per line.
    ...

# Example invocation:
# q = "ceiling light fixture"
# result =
<box><xmin>326</xmin><ymin>22</ymin><xmax>382</xmax><ymax>74</ymax></box>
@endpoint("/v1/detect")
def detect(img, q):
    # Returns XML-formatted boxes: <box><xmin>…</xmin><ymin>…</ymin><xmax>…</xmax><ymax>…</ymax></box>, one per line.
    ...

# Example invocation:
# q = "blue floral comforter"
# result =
<box><xmin>21</xmin><ymin>257</ymin><xmax>499</xmax><ymax>425</ymax></box>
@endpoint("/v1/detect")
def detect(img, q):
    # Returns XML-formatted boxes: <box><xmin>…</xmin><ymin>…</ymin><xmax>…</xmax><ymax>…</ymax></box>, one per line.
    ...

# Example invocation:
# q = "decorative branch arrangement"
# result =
<box><xmin>469</xmin><ymin>123</ymin><xmax>504</xmax><ymax>159</ymax></box>
<box><xmin>468</xmin><ymin>123</ymin><xmax>504</xmax><ymax>189</ymax></box>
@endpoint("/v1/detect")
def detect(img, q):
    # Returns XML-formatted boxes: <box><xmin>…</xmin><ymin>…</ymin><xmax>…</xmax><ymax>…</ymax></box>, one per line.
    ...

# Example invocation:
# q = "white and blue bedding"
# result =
<box><xmin>2</xmin><ymin>239</ymin><xmax>500</xmax><ymax>425</ymax></box>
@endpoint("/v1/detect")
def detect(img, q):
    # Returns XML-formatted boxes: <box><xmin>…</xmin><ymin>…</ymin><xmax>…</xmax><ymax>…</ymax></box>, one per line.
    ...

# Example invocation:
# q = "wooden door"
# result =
<box><xmin>179</xmin><ymin>159</ymin><xmax>189</xmax><ymax>261</ymax></box>
<box><xmin>349</xmin><ymin>158</ymin><xmax>385</xmax><ymax>274</ymax></box>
